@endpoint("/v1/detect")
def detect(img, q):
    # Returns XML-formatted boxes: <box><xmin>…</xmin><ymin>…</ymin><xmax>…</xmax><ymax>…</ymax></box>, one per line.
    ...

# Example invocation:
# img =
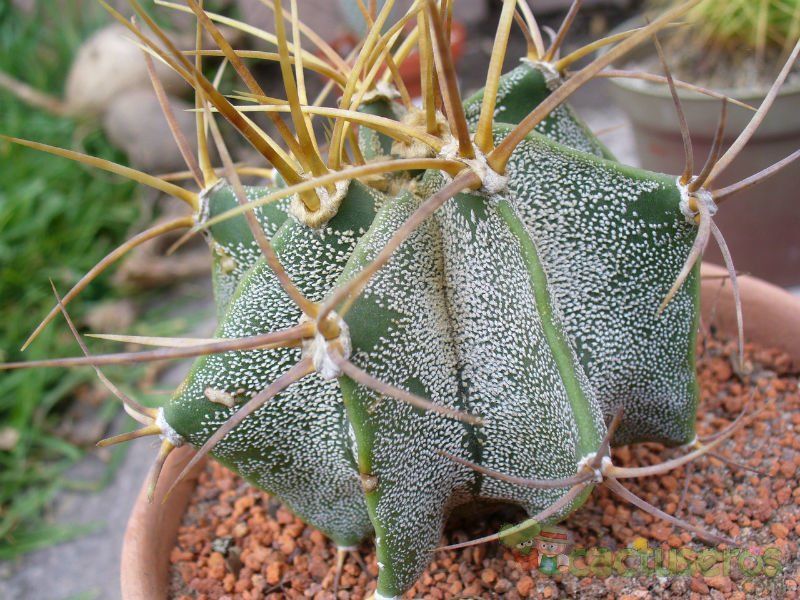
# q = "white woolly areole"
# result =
<box><xmin>438</xmin><ymin>140</ymin><xmax>508</xmax><ymax>196</ymax></box>
<box><xmin>678</xmin><ymin>434</ymin><xmax>698</xmax><ymax>451</ymax></box>
<box><xmin>337</xmin><ymin>544</ymin><xmax>359</xmax><ymax>551</ymax></box>
<box><xmin>521</xmin><ymin>58</ymin><xmax>562</xmax><ymax>90</ymax></box>
<box><xmin>437</xmin><ymin>137</ymin><xmax>459</xmax><ymax>165</ymax></box>
<box><xmin>373</xmin><ymin>592</ymin><xmax>399</xmax><ymax>600</ymax></box>
<box><xmin>677</xmin><ymin>178</ymin><xmax>717</xmax><ymax>223</ymax></box>
<box><xmin>156</xmin><ymin>408</ymin><xmax>185</xmax><ymax>447</ymax></box>
<box><xmin>290</xmin><ymin>179</ymin><xmax>351</xmax><ymax>229</ymax></box>
<box><xmin>577</xmin><ymin>452</ymin><xmax>603</xmax><ymax>482</ymax></box>
<box><xmin>361</xmin><ymin>81</ymin><xmax>401</xmax><ymax>104</ymax></box>
<box><xmin>196</xmin><ymin>178</ymin><xmax>226</xmax><ymax>230</ymax></box>
<box><xmin>576</xmin><ymin>452</ymin><xmax>595</xmax><ymax>470</ymax></box>
<box><xmin>300</xmin><ymin>314</ymin><xmax>352</xmax><ymax>380</ymax></box>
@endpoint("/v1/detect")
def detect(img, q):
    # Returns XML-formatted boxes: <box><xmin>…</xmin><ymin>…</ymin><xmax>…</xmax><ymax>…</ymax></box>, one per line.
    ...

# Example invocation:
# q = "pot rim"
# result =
<box><xmin>121</xmin><ymin>445</ymin><xmax>206</xmax><ymax>600</ymax></box>
<box><xmin>601</xmin><ymin>16</ymin><xmax>800</xmax><ymax>102</ymax></box>
<box><xmin>120</xmin><ymin>263</ymin><xmax>800</xmax><ymax>599</ymax></box>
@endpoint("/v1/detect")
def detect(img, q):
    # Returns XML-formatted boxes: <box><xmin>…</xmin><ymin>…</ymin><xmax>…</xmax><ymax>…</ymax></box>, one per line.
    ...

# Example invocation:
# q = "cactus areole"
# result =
<box><xmin>6</xmin><ymin>0</ymin><xmax>799</xmax><ymax>597</ymax></box>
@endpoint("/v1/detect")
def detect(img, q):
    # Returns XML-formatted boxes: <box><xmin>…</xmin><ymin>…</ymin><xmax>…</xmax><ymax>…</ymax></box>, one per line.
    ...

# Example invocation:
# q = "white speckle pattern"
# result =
<box><xmin>205</xmin><ymin>183</ymin><xmax>292</xmax><ymax>316</ymax></box>
<box><xmin>503</xmin><ymin>129</ymin><xmax>699</xmax><ymax>445</ymax></box>
<box><xmin>165</xmin><ymin>182</ymin><xmax>386</xmax><ymax>546</ymax></box>
<box><xmin>340</xmin><ymin>179</ymin><xmax>604</xmax><ymax>594</ymax></box>
<box><xmin>435</xmin><ymin>188</ymin><xmax>588</xmax><ymax>509</ymax></box>
<box><xmin>161</xmin><ymin>81</ymin><xmax>703</xmax><ymax>595</ymax></box>
<box><xmin>339</xmin><ymin>192</ymin><xmax>473</xmax><ymax>593</ymax></box>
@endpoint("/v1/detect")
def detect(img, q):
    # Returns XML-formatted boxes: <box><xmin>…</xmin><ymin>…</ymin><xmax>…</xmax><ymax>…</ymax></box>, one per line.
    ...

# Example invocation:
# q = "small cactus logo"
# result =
<box><xmin>501</xmin><ymin>523</ymin><xmax>573</xmax><ymax>576</ymax></box>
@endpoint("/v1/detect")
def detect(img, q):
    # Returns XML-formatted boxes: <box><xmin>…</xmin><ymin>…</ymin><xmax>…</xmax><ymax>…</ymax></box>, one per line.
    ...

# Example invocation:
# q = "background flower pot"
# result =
<box><xmin>397</xmin><ymin>20</ymin><xmax>465</xmax><ymax>98</ymax></box>
<box><xmin>606</xmin><ymin>18</ymin><xmax>800</xmax><ymax>287</ymax></box>
<box><xmin>120</xmin><ymin>263</ymin><xmax>800</xmax><ymax>598</ymax></box>
<box><xmin>317</xmin><ymin>21</ymin><xmax>465</xmax><ymax>100</ymax></box>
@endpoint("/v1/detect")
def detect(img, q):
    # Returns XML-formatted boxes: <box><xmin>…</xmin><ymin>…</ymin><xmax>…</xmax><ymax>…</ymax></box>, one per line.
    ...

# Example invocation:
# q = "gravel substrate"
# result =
<box><xmin>169</xmin><ymin>335</ymin><xmax>799</xmax><ymax>599</ymax></box>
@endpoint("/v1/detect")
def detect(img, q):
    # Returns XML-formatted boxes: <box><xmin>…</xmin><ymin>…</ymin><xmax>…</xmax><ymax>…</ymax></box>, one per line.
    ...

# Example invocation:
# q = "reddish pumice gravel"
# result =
<box><xmin>168</xmin><ymin>334</ymin><xmax>799</xmax><ymax>599</ymax></box>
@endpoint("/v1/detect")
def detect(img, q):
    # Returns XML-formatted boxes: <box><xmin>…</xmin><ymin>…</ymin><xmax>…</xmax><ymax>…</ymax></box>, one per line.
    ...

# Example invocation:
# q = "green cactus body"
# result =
<box><xmin>165</xmin><ymin>180</ymin><xmax>387</xmax><ymax>546</ymax></box>
<box><xmin>203</xmin><ymin>97</ymin><xmax>404</xmax><ymax>318</ymax></box>
<box><xmin>463</xmin><ymin>59</ymin><xmax>700</xmax><ymax>444</ymax></box>
<box><xmin>463</xmin><ymin>68</ymin><xmax>699</xmax><ymax>444</ymax></box>
<box><xmin>201</xmin><ymin>181</ymin><xmax>291</xmax><ymax>316</ymax></box>
<box><xmin>501</xmin><ymin>126</ymin><xmax>701</xmax><ymax>445</ymax></box>
<box><xmin>337</xmin><ymin>174</ymin><xmax>606</xmax><ymax>595</ymax></box>
<box><xmin>358</xmin><ymin>97</ymin><xmax>404</xmax><ymax>161</ymax></box>
<box><xmin>352</xmin><ymin>86</ymin><xmax>700</xmax><ymax>446</ymax></box>
<box><xmin>464</xmin><ymin>61</ymin><xmax>614</xmax><ymax>159</ymax></box>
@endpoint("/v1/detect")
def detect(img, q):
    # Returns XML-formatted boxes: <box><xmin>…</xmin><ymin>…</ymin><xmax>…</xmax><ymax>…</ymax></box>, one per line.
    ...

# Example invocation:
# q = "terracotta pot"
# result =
<box><xmin>120</xmin><ymin>263</ymin><xmax>800</xmax><ymax>597</ymax></box>
<box><xmin>605</xmin><ymin>17</ymin><xmax>800</xmax><ymax>287</ymax></box>
<box><xmin>699</xmin><ymin>263</ymin><xmax>800</xmax><ymax>370</ymax></box>
<box><xmin>121</xmin><ymin>446</ymin><xmax>206</xmax><ymax>600</ymax></box>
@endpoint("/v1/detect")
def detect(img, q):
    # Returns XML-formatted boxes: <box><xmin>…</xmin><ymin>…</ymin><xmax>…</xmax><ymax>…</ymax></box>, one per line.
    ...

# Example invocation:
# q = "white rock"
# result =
<box><xmin>65</xmin><ymin>23</ymin><xmax>186</xmax><ymax>116</ymax></box>
<box><xmin>102</xmin><ymin>88</ymin><xmax>197</xmax><ymax>173</ymax></box>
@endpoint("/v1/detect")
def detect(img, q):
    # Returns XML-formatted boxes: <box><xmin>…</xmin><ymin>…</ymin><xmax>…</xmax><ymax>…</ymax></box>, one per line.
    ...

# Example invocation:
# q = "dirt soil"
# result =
<box><xmin>624</xmin><ymin>49</ymin><xmax>800</xmax><ymax>95</ymax></box>
<box><xmin>168</xmin><ymin>334</ymin><xmax>799</xmax><ymax>599</ymax></box>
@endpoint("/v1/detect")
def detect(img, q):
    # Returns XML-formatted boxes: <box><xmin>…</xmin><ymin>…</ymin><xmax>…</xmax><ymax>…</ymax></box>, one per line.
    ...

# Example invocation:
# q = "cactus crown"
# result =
<box><xmin>3</xmin><ymin>0</ymin><xmax>799</xmax><ymax>597</ymax></box>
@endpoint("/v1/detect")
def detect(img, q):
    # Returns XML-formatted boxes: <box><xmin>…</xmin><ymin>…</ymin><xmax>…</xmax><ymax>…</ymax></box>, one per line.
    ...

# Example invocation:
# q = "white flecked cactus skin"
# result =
<box><xmin>503</xmin><ymin>129</ymin><xmax>699</xmax><ymax>447</ymax></box>
<box><xmin>335</xmin><ymin>174</ymin><xmax>608</xmax><ymax>594</ymax></box>
<box><xmin>165</xmin><ymin>114</ymin><xmax>699</xmax><ymax>593</ymax></box>
<box><xmin>466</xmin><ymin>63</ymin><xmax>700</xmax><ymax>446</ymax></box>
<box><xmin>199</xmin><ymin>181</ymin><xmax>291</xmax><ymax>316</ymax></box>
<box><xmin>166</xmin><ymin>181</ymin><xmax>385</xmax><ymax>547</ymax></box>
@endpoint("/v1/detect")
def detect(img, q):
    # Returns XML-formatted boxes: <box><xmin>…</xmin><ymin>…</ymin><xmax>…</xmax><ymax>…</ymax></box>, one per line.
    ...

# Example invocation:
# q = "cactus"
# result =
<box><xmin>652</xmin><ymin>0</ymin><xmax>800</xmax><ymax>66</ymax></box>
<box><xmin>3</xmin><ymin>0</ymin><xmax>800</xmax><ymax>597</ymax></box>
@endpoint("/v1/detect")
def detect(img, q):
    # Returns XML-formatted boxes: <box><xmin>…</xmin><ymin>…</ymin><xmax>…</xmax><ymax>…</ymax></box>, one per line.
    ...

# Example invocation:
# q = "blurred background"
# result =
<box><xmin>0</xmin><ymin>0</ymin><xmax>797</xmax><ymax>597</ymax></box>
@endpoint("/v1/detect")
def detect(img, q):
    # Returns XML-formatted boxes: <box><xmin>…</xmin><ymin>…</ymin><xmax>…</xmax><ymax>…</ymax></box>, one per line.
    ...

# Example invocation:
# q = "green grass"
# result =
<box><xmin>0</xmin><ymin>0</ymin><xmax>236</xmax><ymax>560</ymax></box>
<box><xmin>0</xmin><ymin>1</ymin><xmax>143</xmax><ymax>558</ymax></box>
